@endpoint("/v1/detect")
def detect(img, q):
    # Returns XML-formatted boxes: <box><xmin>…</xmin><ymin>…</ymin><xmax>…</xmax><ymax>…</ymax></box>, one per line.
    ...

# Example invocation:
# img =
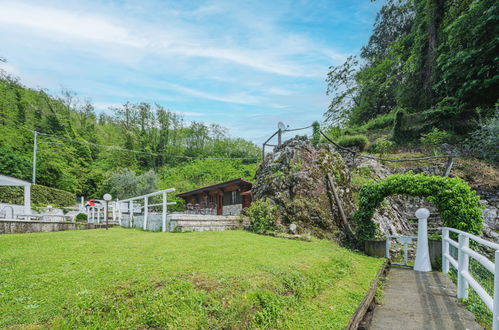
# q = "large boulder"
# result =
<box><xmin>252</xmin><ymin>136</ymin><xmax>356</xmax><ymax>241</ymax></box>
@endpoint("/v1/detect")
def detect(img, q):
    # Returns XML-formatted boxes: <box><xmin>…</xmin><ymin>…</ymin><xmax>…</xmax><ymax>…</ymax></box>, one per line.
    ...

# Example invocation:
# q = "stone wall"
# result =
<box><xmin>223</xmin><ymin>204</ymin><xmax>242</xmax><ymax>216</ymax></box>
<box><xmin>119</xmin><ymin>213</ymin><xmax>244</xmax><ymax>232</ymax></box>
<box><xmin>0</xmin><ymin>220</ymin><xmax>109</xmax><ymax>234</ymax></box>
<box><xmin>168</xmin><ymin>214</ymin><xmax>242</xmax><ymax>232</ymax></box>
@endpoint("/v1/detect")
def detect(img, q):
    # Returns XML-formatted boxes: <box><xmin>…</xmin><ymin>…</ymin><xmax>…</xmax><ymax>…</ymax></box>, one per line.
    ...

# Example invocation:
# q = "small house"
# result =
<box><xmin>176</xmin><ymin>178</ymin><xmax>252</xmax><ymax>215</ymax></box>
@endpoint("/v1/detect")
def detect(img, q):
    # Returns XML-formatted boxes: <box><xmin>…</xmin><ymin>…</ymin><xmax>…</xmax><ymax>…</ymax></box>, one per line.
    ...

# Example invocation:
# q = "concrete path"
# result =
<box><xmin>370</xmin><ymin>268</ymin><xmax>482</xmax><ymax>330</ymax></box>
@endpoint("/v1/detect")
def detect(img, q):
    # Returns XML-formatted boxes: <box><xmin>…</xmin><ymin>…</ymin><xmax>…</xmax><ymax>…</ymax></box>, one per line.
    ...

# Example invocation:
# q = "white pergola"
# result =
<box><xmin>0</xmin><ymin>175</ymin><xmax>31</xmax><ymax>215</ymax></box>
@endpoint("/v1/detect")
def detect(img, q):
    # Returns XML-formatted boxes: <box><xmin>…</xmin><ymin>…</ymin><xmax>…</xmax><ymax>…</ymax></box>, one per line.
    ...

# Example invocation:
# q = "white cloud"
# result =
<box><xmin>158</xmin><ymin>81</ymin><xmax>265</xmax><ymax>106</ymax></box>
<box><xmin>0</xmin><ymin>1</ymin><xmax>344</xmax><ymax>77</ymax></box>
<box><xmin>0</xmin><ymin>2</ymin><xmax>144</xmax><ymax>47</ymax></box>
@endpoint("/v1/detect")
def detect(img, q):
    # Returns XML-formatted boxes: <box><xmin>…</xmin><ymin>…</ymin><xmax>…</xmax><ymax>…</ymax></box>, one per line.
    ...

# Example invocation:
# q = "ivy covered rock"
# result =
<box><xmin>252</xmin><ymin>136</ymin><xmax>356</xmax><ymax>241</ymax></box>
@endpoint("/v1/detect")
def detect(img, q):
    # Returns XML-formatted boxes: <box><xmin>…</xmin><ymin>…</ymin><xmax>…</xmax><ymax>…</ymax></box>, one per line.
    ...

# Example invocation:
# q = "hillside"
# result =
<box><xmin>324</xmin><ymin>0</ymin><xmax>498</xmax><ymax>161</ymax></box>
<box><xmin>0</xmin><ymin>73</ymin><xmax>260</xmax><ymax>199</ymax></box>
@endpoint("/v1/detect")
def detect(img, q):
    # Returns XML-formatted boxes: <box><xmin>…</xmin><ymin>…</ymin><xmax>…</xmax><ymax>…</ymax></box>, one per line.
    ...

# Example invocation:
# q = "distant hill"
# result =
<box><xmin>0</xmin><ymin>72</ymin><xmax>260</xmax><ymax>198</ymax></box>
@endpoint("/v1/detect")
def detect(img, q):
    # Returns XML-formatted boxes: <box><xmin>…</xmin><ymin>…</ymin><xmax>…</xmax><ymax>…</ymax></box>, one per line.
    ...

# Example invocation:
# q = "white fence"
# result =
<box><xmin>442</xmin><ymin>227</ymin><xmax>499</xmax><ymax>330</ymax></box>
<box><xmin>118</xmin><ymin>188</ymin><xmax>176</xmax><ymax>232</ymax></box>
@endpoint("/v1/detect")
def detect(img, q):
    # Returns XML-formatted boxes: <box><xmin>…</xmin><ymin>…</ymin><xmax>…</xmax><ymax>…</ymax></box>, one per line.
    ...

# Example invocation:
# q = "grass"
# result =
<box><xmin>0</xmin><ymin>228</ymin><xmax>384</xmax><ymax>329</ymax></box>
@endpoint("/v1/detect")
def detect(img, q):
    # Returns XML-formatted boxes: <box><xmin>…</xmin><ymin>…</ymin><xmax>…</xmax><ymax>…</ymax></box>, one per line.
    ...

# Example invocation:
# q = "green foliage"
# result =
<box><xmin>337</xmin><ymin>135</ymin><xmax>369</xmax><ymax>151</ymax></box>
<box><xmin>311</xmin><ymin>121</ymin><xmax>321</xmax><ymax>145</ymax></box>
<box><xmin>358</xmin><ymin>112</ymin><xmax>396</xmax><ymax>132</ymax></box>
<box><xmin>75</xmin><ymin>213</ymin><xmax>88</xmax><ymax>221</ymax></box>
<box><xmin>420</xmin><ymin>128</ymin><xmax>449</xmax><ymax>155</ymax></box>
<box><xmin>253</xmin><ymin>290</ymin><xmax>283</xmax><ymax>327</ymax></box>
<box><xmin>99</xmin><ymin>168</ymin><xmax>158</xmax><ymax>200</ymax></box>
<box><xmin>0</xmin><ymin>184</ymin><xmax>75</xmax><ymax>206</ymax></box>
<box><xmin>0</xmin><ymin>72</ymin><xmax>261</xmax><ymax>198</ymax></box>
<box><xmin>247</xmin><ymin>198</ymin><xmax>278</xmax><ymax>234</ymax></box>
<box><xmin>369</xmin><ymin>137</ymin><xmax>394</xmax><ymax>155</ymax></box>
<box><xmin>354</xmin><ymin>173</ymin><xmax>482</xmax><ymax>242</ymax></box>
<box><xmin>325</xmin><ymin>0</ymin><xmax>499</xmax><ymax>154</ymax></box>
<box><xmin>160</xmin><ymin>159</ymin><xmax>256</xmax><ymax>194</ymax></box>
<box><xmin>0</xmin><ymin>147</ymin><xmax>31</xmax><ymax>180</ymax></box>
<box><xmin>0</xmin><ymin>228</ymin><xmax>384</xmax><ymax>328</ymax></box>
<box><xmin>463</xmin><ymin>111</ymin><xmax>499</xmax><ymax>162</ymax></box>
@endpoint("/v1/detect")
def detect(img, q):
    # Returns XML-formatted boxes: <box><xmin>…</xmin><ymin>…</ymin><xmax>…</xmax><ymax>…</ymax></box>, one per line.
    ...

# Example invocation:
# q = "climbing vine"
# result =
<box><xmin>354</xmin><ymin>172</ymin><xmax>483</xmax><ymax>241</ymax></box>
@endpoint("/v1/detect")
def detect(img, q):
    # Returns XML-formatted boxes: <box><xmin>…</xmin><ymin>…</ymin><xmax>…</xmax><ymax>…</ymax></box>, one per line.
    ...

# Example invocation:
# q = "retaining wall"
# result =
<box><xmin>119</xmin><ymin>213</ymin><xmax>243</xmax><ymax>232</ymax></box>
<box><xmin>0</xmin><ymin>220</ymin><xmax>110</xmax><ymax>234</ymax></box>
<box><xmin>169</xmin><ymin>214</ymin><xmax>241</xmax><ymax>232</ymax></box>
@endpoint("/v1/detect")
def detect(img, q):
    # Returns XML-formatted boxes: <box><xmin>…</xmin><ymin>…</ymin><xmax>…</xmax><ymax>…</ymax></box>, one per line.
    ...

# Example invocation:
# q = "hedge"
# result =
<box><xmin>354</xmin><ymin>172</ymin><xmax>483</xmax><ymax>242</ymax></box>
<box><xmin>0</xmin><ymin>184</ymin><xmax>75</xmax><ymax>206</ymax></box>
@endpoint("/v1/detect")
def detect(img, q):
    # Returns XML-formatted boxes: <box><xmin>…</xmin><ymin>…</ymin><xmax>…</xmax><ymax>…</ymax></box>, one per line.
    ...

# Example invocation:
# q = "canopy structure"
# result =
<box><xmin>0</xmin><ymin>174</ymin><xmax>31</xmax><ymax>215</ymax></box>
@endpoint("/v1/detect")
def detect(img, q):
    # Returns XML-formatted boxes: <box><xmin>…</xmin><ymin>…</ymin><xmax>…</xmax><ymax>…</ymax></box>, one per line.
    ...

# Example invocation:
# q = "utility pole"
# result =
<box><xmin>32</xmin><ymin>131</ymin><xmax>38</xmax><ymax>184</ymax></box>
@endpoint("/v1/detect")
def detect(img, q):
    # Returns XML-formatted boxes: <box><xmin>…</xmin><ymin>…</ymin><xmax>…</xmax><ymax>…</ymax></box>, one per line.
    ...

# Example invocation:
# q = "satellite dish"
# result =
<box><xmin>277</xmin><ymin>122</ymin><xmax>286</xmax><ymax>130</ymax></box>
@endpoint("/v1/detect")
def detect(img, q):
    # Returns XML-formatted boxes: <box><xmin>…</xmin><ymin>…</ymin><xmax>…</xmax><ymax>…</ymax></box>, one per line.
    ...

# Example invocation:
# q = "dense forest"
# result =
<box><xmin>325</xmin><ymin>0</ymin><xmax>498</xmax><ymax>160</ymax></box>
<box><xmin>0</xmin><ymin>68</ymin><xmax>260</xmax><ymax>199</ymax></box>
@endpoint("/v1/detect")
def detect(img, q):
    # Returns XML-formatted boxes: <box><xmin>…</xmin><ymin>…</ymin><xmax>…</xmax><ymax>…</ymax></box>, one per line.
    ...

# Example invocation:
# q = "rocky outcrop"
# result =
<box><xmin>252</xmin><ymin>137</ymin><xmax>417</xmax><ymax>241</ymax></box>
<box><xmin>252</xmin><ymin>136</ymin><xmax>356</xmax><ymax>241</ymax></box>
<box><xmin>254</xmin><ymin>136</ymin><xmax>499</xmax><ymax>241</ymax></box>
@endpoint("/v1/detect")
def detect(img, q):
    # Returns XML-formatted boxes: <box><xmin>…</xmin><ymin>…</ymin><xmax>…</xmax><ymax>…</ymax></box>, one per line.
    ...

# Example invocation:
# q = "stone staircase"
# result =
<box><xmin>167</xmin><ymin>214</ymin><xmax>244</xmax><ymax>232</ymax></box>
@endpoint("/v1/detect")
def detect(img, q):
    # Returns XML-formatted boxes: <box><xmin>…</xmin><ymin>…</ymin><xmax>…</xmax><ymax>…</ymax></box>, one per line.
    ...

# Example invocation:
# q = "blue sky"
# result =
<box><xmin>0</xmin><ymin>0</ymin><xmax>383</xmax><ymax>144</ymax></box>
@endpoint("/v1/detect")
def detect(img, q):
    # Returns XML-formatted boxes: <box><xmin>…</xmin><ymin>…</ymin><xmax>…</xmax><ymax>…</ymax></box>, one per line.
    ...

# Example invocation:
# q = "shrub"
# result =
<box><xmin>75</xmin><ymin>213</ymin><xmax>88</xmax><ymax>221</ymax></box>
<box><xmin>463</xmin><ymin>111</ymin><xmax>499</xmax><ymax>162</ymax></box>
<box><xmin>369</xmin><ymin>137</ymin><xmax>394</xmax><ymax>155</ymax></box>
<box><xmin>247</xmin><ymin>198</ymin><xmax>278</xmax><ymax>234</ymax></box>
<box><xmin>337</xmin><ymin>135</ymin><xmax>369</xmax><ymax>151</ymax></box>
<box><xmin>354</xmin><ymin>173</ymin><xmax>482</xmax><ymax>242</ymax></box>
<box><xmin>359</xmin><ymin>112</ymin><xmax>395</xmax><ymax>131</ymax></box>
<box><xmin>420</xmin><ymin>128</ymin><xmax>449</xmax><ymax>155</ymax></box>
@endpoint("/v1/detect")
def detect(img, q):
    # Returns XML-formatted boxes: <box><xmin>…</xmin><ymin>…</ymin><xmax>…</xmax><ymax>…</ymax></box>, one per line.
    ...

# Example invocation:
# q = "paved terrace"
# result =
<box><xmin>370</xmin><ymin>268</ymin><xmax>482</xmax><ymax>330</ymax></box>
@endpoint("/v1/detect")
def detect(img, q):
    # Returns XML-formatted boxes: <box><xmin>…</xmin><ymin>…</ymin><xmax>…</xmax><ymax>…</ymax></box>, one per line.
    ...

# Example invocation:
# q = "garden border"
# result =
<box><xmin>347</xmin><ymin>259</ymin><xmax>389</xmax><ymax>329</ymax></box>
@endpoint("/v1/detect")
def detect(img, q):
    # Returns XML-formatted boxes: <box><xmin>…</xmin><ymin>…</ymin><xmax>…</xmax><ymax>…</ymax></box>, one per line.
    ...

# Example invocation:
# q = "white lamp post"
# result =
<box><xmin>414</xmin><ymin>208</ymin><xmax>432</xmax><ymax>272</ymax></box>
<box><xmin>103</xmin><ymin>193</ymin><xmax>112</xmax><ymax>230</ymax></box>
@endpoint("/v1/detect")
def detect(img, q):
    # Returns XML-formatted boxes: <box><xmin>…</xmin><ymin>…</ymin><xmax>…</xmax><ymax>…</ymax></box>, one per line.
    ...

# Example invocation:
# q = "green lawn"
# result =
<box><xmin>0</xmin><ymin>228</ymin><xmax>384</xmax><ymax>329</ymax></box>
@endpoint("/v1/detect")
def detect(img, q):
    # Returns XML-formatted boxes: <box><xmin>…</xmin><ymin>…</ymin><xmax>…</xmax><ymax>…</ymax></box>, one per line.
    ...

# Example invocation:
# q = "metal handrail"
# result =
<box><xmin>441</xmin><ymin>227</ymin><xmax>499</xmax><ymax>330</ymax></box>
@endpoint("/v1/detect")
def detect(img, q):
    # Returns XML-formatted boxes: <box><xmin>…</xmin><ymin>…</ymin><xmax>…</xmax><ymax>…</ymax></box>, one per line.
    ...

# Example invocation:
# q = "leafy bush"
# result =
<box><xmin>247</xmin><ymin>198</ymin><xmax>278</xmax><ymax>234</ymax></box>
<box><xmin>358</xmin><ymin>112</ymin><xmax>396</xmax><ymax>131</ymax></box>
<box><xmin>420</xmin><ymin>128</ymin><xmax>449</xmax><ymax>155</ymax></box>
<box><xmin>337</xmin><ymin>135</ymin><xmax>369</xmax><ymax>151</ymax></box>
<box><xmin>463</xmin><ymin>112</ymin><xmax>499</xmax><ymax>162</ymax></box>
<box><xmin>75</xmin><ymin>213</ymin><xmax>88</xmax><ymax>221</ymax></box>
<box><xmin>354</xmin><ymin>173</ymin><xmax>482</xmax><ymax>242</ymax></box>
<box><xmin>0</xmin><ymin>184</ymin><xmax>75</xmax><ymax>206</ymax></box>
<box><xmin>369</xmin><ymin>137</ymin><xmax>394</xmax><ymax>155</ymax></box>
<box><xmin>100</xmin><ymin>168</ymin><xmax>158</xmax><ymax>200</ymax></box>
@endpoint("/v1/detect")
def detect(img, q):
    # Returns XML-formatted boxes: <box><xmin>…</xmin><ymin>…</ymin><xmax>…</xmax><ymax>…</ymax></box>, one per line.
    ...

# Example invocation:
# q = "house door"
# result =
<box><xmin>217</xmin><ymin>194</ymin><xmax>223</xmax><ymax>215</ymax></box>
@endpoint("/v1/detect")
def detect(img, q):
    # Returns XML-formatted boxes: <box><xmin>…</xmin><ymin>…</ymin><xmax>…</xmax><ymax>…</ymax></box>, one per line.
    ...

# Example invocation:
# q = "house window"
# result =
<box><xmin>223</xmin><ymin>191</ymin><xmax>241</xmax><ymax>205</ymax></box>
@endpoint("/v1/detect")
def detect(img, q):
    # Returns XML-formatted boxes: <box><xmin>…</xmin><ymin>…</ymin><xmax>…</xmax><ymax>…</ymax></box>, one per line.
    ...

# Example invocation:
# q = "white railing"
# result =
<box><xmin>119</xmin><ymin>188</ymin><xmax>176</xmax><ymax>232</ymax></box>
<box><xmin>442</xmin><ymin>227</ymin><xmax>499</xmax><ymax>330</ymax></box>
<box><xmin>385</xmin><ymin>235</ymin><xmax>417</xmax><ymax>267</ymax></box>
<box><xmin>87</xmin><ymin>205</ymin><xmax>103</xmax><ymax>224</ymax></box>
